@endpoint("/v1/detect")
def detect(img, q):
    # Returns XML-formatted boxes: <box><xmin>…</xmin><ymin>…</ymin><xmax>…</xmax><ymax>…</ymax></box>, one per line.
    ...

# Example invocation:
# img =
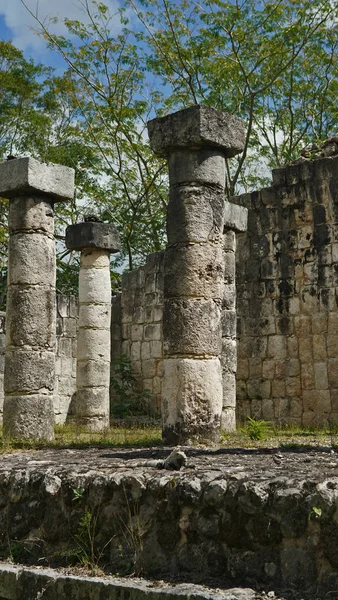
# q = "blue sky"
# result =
<box><xmin>0</xmin><ymin>0</ymin><xmax>124</xmax><ymax>71</ymax></box>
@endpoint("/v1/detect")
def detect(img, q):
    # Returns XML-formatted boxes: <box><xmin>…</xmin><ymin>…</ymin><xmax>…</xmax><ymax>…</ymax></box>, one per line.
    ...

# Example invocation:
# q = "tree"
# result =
<box><xmin>130</xmin><ymin>0</ymin><xmax>338</xmax><ymax>193</ymax></box>
<box><xmin>25</xmin><ymin>0</ymin><xmax>168</xmax><ymax>271</ymax></box>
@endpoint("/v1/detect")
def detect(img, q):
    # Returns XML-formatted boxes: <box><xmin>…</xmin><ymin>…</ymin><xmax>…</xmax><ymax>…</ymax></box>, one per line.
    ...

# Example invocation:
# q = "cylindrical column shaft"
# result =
<box><xmin>66</xmin><ymin>220</ymin><xmax>120</xmax><ymax>431</ymax></box>
<box><xmin>77</xmin><ymin>248</ymin><xmax>111</xmax><ymax>430</ymax></box>
<box><xmin>148</xmin><ymin>105</ymin><xmax>246</xmax><ymax>444</ymax></box>
<box><xmin>0</xmin><ymin>157</ymin><xmax>75</xmax><ymax>440</ymax></box>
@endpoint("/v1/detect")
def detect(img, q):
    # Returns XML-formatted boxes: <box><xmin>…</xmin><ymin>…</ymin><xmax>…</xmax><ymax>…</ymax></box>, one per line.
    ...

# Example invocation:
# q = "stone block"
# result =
<box><xmin>314</xmin><ymin>362</ymin><xmax>328</xmax><ymax>390</ymax></box>
<box><xmin>261</xmin><ymin>399</ymin><xmax>274</xmax><ymax>421</ymax></box>
<box><xmin>288</xmin><ymin>359</ymin><xmax>300</xmax><ymax>377</ymax></box>
<box><xmin>298</xmin><ymin>337</ymin><xmax>312</xmax><ymax>362</ymax></box>
<box><xmin>81</xmin><ymin>248</ymin><xmax>111</xmax><ymax>269</ymax></box>
<box><xmin>148</xmin><ymin>105</ymin><xmax>245</xmax><ymax>158</ymax></box>
<box><xmin>4</xmin><ymin>350</ymin><xmax>55</xmax><ymax>393</ymax></box>
<box><xmin>222</xmin><ymin>372</ymin><xmax>236</xmax><ymax>406</ymax></box>
<box><xmin>221</xmin><ymin>338</ymin><xmax>237</xmax><ymax>372</ymax></box>
<box><xmin>130</xmin><ymin>341</ymin><xmax>141</xmax><ymax>361</ymax></box>
<box><xmin>328</xmin><ymin>358</ymin><xmax>338</xmax><ymax>388</ymax></box>
<box><xmin>267</xmin><ymin>335</ymin><xmax>287</xmax><ymax>360</ymax></box>
<box><xmin>223</xmin><ymin>230</ymin><xmax>236</xmax><ymax>251</ymax></box>
<box><xmin>221</xmin><ymin>408</ymin><xmax>236</xmax><ymax>432</ymax></box>
<box><xmin>221</xmin><ymin>310</ymin><xmax>236</xmax><ymax>338</ymax></box>
<box><xmin>0</xmin><ymin>156</ymin><xmax>74</xmax><ymax>201</ymax></box>
<box><xmin>327</xmin><ymin>334</ymin><xmax>338</xmax><ymax>358</ymax></box>
<box><xmin>303</xmin><ymin>389</ymin><xmax>331</xmax><ymax>412</ymax></box>
<box><xmin>142</xmin><ymin>359</ymin><xmax>157</xmax><ymax>379</ymax></box>
<box><xmin>77</xmin><ymin>328</ymin><xmax>110</xmax><ymax>362</ymax></box>
<box><xmin>66</xmin><ymin>222</ymin><xmax>120</xmax><ymax>252</ymax></box>
<box><xmin>6</xmin><ymin>287</ymin><xmax>55</xmax><ymax>348</ymax></box>
<box><xmin>168</xmin><ymin>148</ymin><xmax>226</xmax><ymax>187</ymax></box>
<box><xmin>77</xmin><ymin>359</ymin><xmax>110</xmax><ymax>388</ymax></box>
<box><xmin>131</xmin><ymin>324</ymin><xmax>143</xmax><ymax>342</ymax></box>
<box><xmin>247</xmin><ymin>379</ymin><xmax>271</xmax><ymax>400</ymax></box>
<box><xmin>151</xmin><ymin>341</ymin><xmax>163</xmax><ymax>359</ymax></box>
<box><xmin>144</xmin><ymin>323</ymin><xmax>162</xmax><ymax>341</ymax></box>
<box><xmin>249</xmin><ymin>358</ymin><xmax>262</xmax><ymax>378</ymax></box>
<box><xmin>8</xmin><ymin>196</ymin><xmax>55</xmax><ymax>236</ymax></box>
<box><xmin>8</xmin><ymin>234</ymin><xmax>55</xmax><ymax>286</ymax></box>
<box><xmin>167</xmin><ymin>184</ymin><xmax>225</xmax><ymax>245</ymax></box>
<box><xmin>76</xmin><ymin>387</ymin><xmax>109</xmax><ymax>419</ymax></box>
<box><xmin>79</xmin><ymin>268</ymin><xmax>111</xmax><ymax>304</ymax></box>
<box><xmin>223</xmin><ymin>201</ymin><xmax>248</xmax><ymax>233</ymax></box>
<box><xmin>3</xmin><ymin>394</ymin><xmax>54</xmax><ymax>440</ymax></box>
<box><xmin>223</xmin><ymin>283</ymin><xmax>236</xmax><ymax>309</ymax></box>
<box><xmin>272</xmin><ymin>380</ymin><xmax>286</xmax><ymax>397</ymax></box>
<box><xmin>301</xmin><ymin>363</ymin><xmax>315</xmax><ymax>389</ymax></box>
<box><xmin>162</xmin><ymin>357</ymin><xmax>222</xmax><ymax>444</ymax></box>
<box><xmin>286</xmin><ymin>377</ymin><xmax>301</xmax><ymax>396</ymax></box>
<box><xmin>79</xmin><ymin>304</ymin><xmax>111</xmax><ymax>330</ymax></box>
<box><xmin>164</xmin><ymin>243</ymin><xmax>225</xmax><ymax>300</ymax></box>
<box><xmin>141</xmin><ymin>342</ymin><xmax>151</xmax><ymax>360</ymax></box>
<box><xmin>163</xmin><ymin>298</ymin><xmax>222</xmax><ymax>356</ymax></box>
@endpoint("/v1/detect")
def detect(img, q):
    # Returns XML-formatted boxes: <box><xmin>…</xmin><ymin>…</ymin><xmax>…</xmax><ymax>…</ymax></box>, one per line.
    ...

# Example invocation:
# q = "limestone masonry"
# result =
<box><xmin>1</xmin><ymin>114</ymin><xmax>338</xmax><ymax>431</ymax></box>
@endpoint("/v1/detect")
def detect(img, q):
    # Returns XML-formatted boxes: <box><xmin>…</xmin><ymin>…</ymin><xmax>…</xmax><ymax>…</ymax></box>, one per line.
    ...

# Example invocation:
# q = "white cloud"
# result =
<box><xmin>0</xmin><ymin>0</ymin><xmax>125</xmax><ymax>64</ymax></box>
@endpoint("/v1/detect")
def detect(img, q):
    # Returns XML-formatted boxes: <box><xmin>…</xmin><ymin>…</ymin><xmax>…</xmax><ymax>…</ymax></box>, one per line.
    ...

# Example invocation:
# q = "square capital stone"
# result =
<box><xmin>66</xmin><ymin>222</ymin><xmax>121</xmax><ymax>253</ymax></box>
<box><xmin>147</xmin><ymin>105</ymin><xmax>246</xmax><ymax>158</ymax></box>
<box><xmin>0</xmin><ymin>157</ymin><xmax>74</xmax><ymax>202</ymax></box>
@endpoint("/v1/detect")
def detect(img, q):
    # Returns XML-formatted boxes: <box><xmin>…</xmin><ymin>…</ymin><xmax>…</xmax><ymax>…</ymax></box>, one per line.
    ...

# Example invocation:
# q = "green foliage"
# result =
<box><xmin>246</xmin><ymin>417</ymin><xmax>271</xmax><ymax>441</ymax></box>
<box><xmin>72</xmin><ymin>488</ymin><xmax>85</xmax><ymax>501</ymax></box>
<box><xmin>110</xmin><ymin>354</ymin><xmax>153</xmax><ymax>418</ymax></box>
<box><xmin>309</xmin><ymin>506</ymin><xmax>322</xmax><ymax>520</ymax></box>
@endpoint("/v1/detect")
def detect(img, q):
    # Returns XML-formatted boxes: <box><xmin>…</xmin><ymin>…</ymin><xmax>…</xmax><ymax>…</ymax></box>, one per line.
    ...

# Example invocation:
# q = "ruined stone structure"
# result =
<box><xmin>0</xmin><ymin>158</ymin><xmax>74</xmax><ymax>440</ymax></box>
<box><xmin>148</xmin><ymin>105</ymin><xmax>246</xmax><ymax>443</ymax></box>
<box><xmin>110</xmin><ymin>252</ymin><xmax>164</xmax><ymax>413</ymax></box>
<box><xmin>235</xmin><ymin>155</ymin><xmax>338</xmax><ymax>426</ymax></box>
<box><xmin>66</xmin><ymin>221</ymin><xmax>120</xmax><ymax>431</ymax></box>
<box><xmin>1</xmin><ymin>117</ymin><xmax>338</xmax><ymax>434</ymax></box>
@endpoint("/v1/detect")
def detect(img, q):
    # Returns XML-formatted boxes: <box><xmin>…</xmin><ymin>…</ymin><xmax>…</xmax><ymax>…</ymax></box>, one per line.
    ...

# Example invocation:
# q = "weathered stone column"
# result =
<box><xmin>0</xmin><ymin>157</ymin><xmax>74</xmax><ymax>440</ymax></box>
<box><xmin>221</xmin><ymin>202</ymin><xmax>248</xmax><ymax>432</ymax></box>
<box><xmin>66</xmin><ymin>221</ymin><xmax>120</xmax><ymax>431</ymax></box>
<box><xmin>148</xmin><ymin>105</ymin><xmax>246</xmax><ymax>444</ymax></box>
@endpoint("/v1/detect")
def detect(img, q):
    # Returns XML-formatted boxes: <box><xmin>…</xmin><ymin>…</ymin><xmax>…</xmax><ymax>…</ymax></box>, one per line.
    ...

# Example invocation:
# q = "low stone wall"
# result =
<box><xmin>234</xmin><ymin>155</ymin><xmax>338</xmax><ymax>426</ymax></box>
<box><xmin>111</xmin><ymin>252</ymin><xmax>164</xmax><ymax>413</ymax></box>
<box><xmin>0</xmin><ymin>446</ymin><xmax>337</xmax><ymax>598</ymax></box>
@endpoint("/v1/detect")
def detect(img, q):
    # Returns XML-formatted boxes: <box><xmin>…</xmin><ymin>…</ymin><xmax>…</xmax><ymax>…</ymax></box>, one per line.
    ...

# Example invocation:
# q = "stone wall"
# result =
<box><xmin>0</xmin><ymin>296</ymin><xmax>77</xmax><ymax>425</ymax></box>
<box><xmin>111</xmin><ymin>252</ymin><xmax>164</xmax><ymax>414</ymax></box>
<box><xmin>234</xmin><ymin>155</ymin><xmax>338</xmax><ymax>426</ymax></box>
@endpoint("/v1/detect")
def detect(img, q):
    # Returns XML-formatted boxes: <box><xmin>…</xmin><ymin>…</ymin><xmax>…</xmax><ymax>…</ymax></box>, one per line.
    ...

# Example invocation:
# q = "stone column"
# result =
<box><xmin>66</xmin><ymin>221</ymin><xmax>120</xmax><ymax>431</ymax></box>
<box><xmin>222</xmin><ymin>202</ymin><xmax>248</xmax><ymax>432</ymax></box>
<box><xmin>148</xmin><ymin>105</ymin><xmax>246</xmax><ymax>444</ymax></box>
<box><xmin>0</xmin><ymin>157</ymin><xmax>74</xmax><ymax>440</ymax></box>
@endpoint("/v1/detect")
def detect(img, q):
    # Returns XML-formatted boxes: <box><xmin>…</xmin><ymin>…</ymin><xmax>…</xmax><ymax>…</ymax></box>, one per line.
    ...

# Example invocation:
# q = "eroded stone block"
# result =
<box><xmin>66</xmin><ymin>222</ymin><xmax>120</xmax><ymax>253</ymax></box>
<box><xmin>148</xmin><ymin>105</ymin><xmax>245</xmax><ymax>158</ymax></box>
<box><xmin>0</xmin><ymin>157</ymin><xmax>74</xmax><ymax>201</ymax></box>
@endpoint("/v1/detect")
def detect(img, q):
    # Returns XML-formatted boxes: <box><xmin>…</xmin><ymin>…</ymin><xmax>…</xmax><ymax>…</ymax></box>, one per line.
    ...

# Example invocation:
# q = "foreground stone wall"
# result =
<box><xmin>0</xmin><ymin>446</ymin><xmax>338</xmax><ymax>598</ymax></box>
<box><xmin>235</xmin><ymin>155</ymin><xmax>338</xmax><ymax>426</ymax></box>
<box><xmin>111</xmin><ymin>252</ymin><xmax>164</xmax><ymax>413</ymax></box>
<box><xmin>0</xmin><ymin>296</ymin><xmax>77</xmax><ymax>425</ymax></box>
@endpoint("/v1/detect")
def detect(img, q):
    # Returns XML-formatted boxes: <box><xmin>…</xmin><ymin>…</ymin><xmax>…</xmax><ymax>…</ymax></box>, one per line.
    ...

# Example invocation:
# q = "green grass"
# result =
<box><xmin>0</xmin><ymin>422</ymin><xmax>162</xmax><ymax>453</ymax></box>
<box><xmin>1</xmin><ymin>420</ymin><xmax>338</xmax><ymax>453</ymax></box>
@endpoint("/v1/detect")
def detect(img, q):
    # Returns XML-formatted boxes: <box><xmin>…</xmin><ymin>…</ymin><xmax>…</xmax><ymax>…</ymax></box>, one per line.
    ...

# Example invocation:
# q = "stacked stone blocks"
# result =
<box><xmin>148</xmin><ymin>105</ymin><xmax>246</xmax><ymax>443</ymax></box>
<box><xmin>0</xmin><ymin>157</ymin><xmax>74</xmax><ymax>440</ymax></box>
<box><xmin>54</xmin><ymin>295</ymin><xmax>77</xmax><ymax>424</ymax></box>
<box><xmin>112</xmin><ymin>252</ymin><xmax>164</xmax><ymax>413</ymax></box>
<box><xmin>66</xmin><ymin>221</ymin><xmax>120</xmax><ymax>431</ymax></box>
<box><xmin>235</xmin><ymin>155</ymin><xmax>338</xmax><ymax>426</ymax></box>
